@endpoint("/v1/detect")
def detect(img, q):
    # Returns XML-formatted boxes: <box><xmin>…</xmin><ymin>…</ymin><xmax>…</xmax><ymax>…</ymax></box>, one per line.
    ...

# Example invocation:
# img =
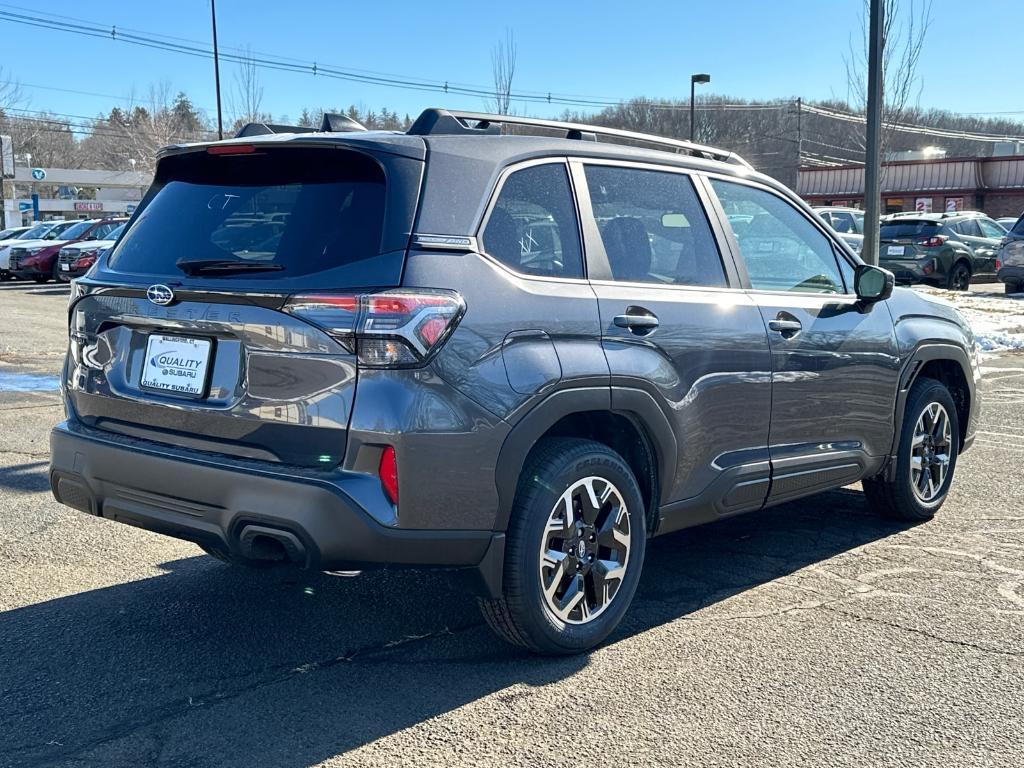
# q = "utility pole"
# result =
<box><xmin>796</xmin><ymin>97</ymin><xmax>803</xmax><ymax>190</ymax></box>
<box><xmin>862</xmin><ymin>0</ymin><xmax>884</xmax><ymax>266</ymax></box>
<box><xmin>211</xmin><ymin>0</ymin><xmax>224</xmax><ymax>140</ymax></box>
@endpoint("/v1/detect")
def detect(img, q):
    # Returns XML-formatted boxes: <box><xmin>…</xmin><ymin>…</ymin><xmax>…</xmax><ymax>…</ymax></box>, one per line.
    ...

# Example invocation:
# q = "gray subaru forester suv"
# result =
<box><xmin>50</xmin><ymin>109</ymin><xmax>981</xmax><ymax>654</ymax></box>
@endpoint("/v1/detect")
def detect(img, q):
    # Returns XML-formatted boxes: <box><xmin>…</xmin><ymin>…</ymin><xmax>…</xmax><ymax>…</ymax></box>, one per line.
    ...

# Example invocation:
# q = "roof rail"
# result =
<box><xmin>407</xmin><ymin>108</ymin><xmax>752</xmax><ymax>168</ymax></box>
<box><xmin>234</xmin><ymin>113</ymin><xmax>367</xmax><ymax>139</ymax></box>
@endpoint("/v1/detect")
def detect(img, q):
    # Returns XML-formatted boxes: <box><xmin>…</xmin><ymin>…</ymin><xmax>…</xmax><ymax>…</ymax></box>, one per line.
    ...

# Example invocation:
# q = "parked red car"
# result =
<box><xmin>8</xmin><ymin>218</ymin><xmax>126</xmax><ymax>283</ymax></box>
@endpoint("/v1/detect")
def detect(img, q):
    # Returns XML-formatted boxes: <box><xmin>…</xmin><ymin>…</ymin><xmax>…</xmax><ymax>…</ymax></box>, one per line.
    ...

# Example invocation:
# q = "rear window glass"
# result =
<box><xmin>1012</xmin><ymin>217</ymin><xmax>1024</xmax><ymax>235</ymax></box>
<box><xmin>110</xmin><ymin>148</ymin><xmax>386</xmax><ymax>279</ymax></box>
<box><xmin>880</xmin><ymin>221</ymin><xmax>941</xmax><ymax>238</ymax></box>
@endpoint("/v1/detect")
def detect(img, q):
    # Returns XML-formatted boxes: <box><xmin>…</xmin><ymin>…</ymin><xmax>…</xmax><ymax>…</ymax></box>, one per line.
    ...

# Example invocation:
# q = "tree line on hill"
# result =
<box><xmin>2</xmin><ymin>86</ymin><xmax>1022</xmax><ymax>190</ymax></box>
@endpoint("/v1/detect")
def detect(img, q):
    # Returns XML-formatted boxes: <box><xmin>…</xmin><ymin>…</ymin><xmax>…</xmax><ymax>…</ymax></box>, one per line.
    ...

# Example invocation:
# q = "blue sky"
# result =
<box><xmin>0</xmin><ymin>0</ymin><xmax>1019</xmax><ymax>126</ymax></box>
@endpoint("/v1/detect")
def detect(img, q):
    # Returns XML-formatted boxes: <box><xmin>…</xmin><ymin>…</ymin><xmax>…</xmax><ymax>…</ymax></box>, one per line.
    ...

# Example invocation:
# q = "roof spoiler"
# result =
<box><xmin>406</xmin><ymin>108</ymin><xmax>752</xmax><ymax>168</ymax></box>
<box><xmin>234</xmin><ymin>113</ymin><xmax>367</xmax><ymax>138</ymax></box>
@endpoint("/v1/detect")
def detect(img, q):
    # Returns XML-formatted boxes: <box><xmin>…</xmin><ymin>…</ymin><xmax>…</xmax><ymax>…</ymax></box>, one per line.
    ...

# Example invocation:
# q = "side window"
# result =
<box><xmin>956</xmin><ymin>219</ymin><xmax>981</xmax><ymax>237</ymax></box>
<box><xmin>481</xmin><ymin>163</ymin><xmax>583</xmax><ymax>279</ymax></box>
<box><xmin>830</xmin><ymin>212</ymin><xmax>855</xmax><ymax>233</ymax></box>
<box><xmin>584</xmin><ymin>165</ymin><xmax>726</xmax><ymax>287</ymax></box>
<box><xmin>711</xmin><ymin>179</ymin><xmax>847</xmax><ymax>294</ymax></box>
<box><xmin>978</xmin><ymin>218</ymin><xmax>1006</xmax><ymax>238</ymax></box>
<box><xmin>853</xmin><ymin>211</ymin><xmax>865</xmax><ymax>233</ymax></box>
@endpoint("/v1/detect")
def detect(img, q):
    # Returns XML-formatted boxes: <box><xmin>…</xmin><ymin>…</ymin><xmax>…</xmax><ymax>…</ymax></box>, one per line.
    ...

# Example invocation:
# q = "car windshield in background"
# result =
<box><xmin>57</xmin><ymin>221</ymin><xmax>95</xmax><ymax>241</ymax></box>
<box><xmin>106</xmin><ymin>223</ymin><xmax>126</xmax><ymax>240</ymax></box>
<box><xmin>22</xmin><ymin>223</ymin><xmax>57</xmax><ymax>239</ymax></box>
<box><xmin>41</xmin><ymin>221</ymin><xmax>77</xmax><ymax>240</ymax></box>
<box><xmin>880</xmin><ymin>221</ymin><xmax>942</xmax><ymax>239</ymax></box>
<box><xmin>109</xmin><ymin>148</ymin><xmax>386</xmax><ymax>280</ymax></box>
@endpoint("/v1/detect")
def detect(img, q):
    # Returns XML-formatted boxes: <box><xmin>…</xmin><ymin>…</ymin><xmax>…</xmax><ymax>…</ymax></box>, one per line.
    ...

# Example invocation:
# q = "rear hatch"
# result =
<box><xmin>67</xmin><ymin>141</ymin><xmax>423</xmax><ymax>467</ymax></box>
<box><xmin>879</xmin><ymin>219</ymin><xmax>944</xmax><ymax>261</ymax></box>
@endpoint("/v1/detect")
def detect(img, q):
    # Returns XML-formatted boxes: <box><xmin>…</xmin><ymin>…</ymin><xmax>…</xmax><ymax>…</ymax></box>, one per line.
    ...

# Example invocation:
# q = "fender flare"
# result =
<box><xmin>493</xmin><ymin>386</ymin><xmax>678</xmax><ymax>531</ymax></box>
<box><xmin>890</xmin><ymin>342</ymin><xmax>975</xmax><ymax>458</ymax></box>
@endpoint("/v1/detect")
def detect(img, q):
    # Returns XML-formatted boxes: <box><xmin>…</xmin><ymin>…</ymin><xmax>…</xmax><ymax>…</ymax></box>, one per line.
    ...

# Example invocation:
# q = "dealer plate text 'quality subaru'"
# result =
<box><xmin>50</xmin><ymin>109</ymin><xmax>981</xmax><ymax>654</ymax></box>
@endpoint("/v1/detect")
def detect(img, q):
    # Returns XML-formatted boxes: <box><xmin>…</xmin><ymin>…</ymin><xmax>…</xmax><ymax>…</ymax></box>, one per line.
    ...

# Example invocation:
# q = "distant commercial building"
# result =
<box><xmin>798</xmin><ymin>156</ymin><xmax>1024</xmax><ymax>218</ymax></box>
<box><xmin>1</xmin><ymin>166</ymin><xmax>149</xmax><ymax>227</ymax></box>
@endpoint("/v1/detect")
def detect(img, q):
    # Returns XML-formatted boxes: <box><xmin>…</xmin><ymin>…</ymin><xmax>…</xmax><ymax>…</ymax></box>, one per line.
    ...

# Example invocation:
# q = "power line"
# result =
<box><xmin>0</xmin><ymin>7</ymin><xmax>792</xmax><ymax>113</ymax></box>
<box><xmin>802</xmin><ymin>103</ymin><xmax>1024</xmax><ymax>143</ymax></box>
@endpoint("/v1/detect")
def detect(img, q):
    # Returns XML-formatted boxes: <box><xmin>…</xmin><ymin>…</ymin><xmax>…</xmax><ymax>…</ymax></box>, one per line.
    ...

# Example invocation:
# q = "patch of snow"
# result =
<box><xmin>914</xmin><ymin>287</ymin><xmax>1024</xmax><ymax>355</ymax></box>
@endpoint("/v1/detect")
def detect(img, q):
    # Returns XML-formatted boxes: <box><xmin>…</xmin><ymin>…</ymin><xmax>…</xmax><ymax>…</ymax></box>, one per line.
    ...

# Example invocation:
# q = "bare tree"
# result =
<box><xmin>79</xmin><ymin>83</ymin><xmax>209</xmax><ymax>172</ymax></box>
<box><xmin>843</xmin><ymin>0</ymin><xmax>934</xmax><ymax>155</ymax></box>
<box><xmin>488</xmin><ymin>30</ymin><xmax>517</xmax><ymax>114</ymax></box>
<box><xmin>0</xmin><ymin>66</ymin><xmax>25</xmax><ymax>114</ymax></box>
<box><xmin>230</xmin><ymin>47</ymin><xmax>265</xmax><ymax>126</ymax></box>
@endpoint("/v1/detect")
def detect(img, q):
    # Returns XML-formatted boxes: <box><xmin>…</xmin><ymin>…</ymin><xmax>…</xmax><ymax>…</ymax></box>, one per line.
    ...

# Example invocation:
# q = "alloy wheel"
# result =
<box><xmin>537</xmin><ymin>476</ymin><xmax>631</xmax><ymax>625</ymax></box>
<box><xmin>910</xmin><ymin>402</ymin><xmax>952</xmax><ymax>503</ymax></box>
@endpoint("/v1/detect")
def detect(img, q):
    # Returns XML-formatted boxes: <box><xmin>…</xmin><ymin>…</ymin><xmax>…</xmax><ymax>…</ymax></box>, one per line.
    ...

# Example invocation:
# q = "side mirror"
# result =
<box><xmin>854</xmin><ymin>264</ymin><xmax>894</xmax><ymax>303</ymax></box>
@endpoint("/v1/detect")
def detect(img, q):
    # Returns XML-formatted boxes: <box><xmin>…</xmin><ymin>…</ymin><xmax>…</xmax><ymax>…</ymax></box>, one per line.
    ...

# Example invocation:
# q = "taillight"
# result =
<box><xmin>916</xmin><ymin>235</ymin><xmax>947</xmax><ymax>248</ymax></box>
<box><xmin>207</xmin><ymin>144</ymin><xmax>257</xmax><ymax>155</ymax></box>
<box><xmin>284</xmin><ymin>289</ymin><xmax>465</xmax><ymax>367</ymax></box>
<box><xmin>996</xmin><ymin>258</ymin><xmax>1002</xmax><ymax>270</ymax></box>
<box><xmin>379</xmin><ymin>446</ymin><xmax>398</xmax><ymax>506</ymax></box>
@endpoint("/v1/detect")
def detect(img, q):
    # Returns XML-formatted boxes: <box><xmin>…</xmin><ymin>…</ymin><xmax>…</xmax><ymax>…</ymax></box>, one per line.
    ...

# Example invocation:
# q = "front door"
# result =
<box><xmin>708</xmin><ymin>178</ymin><xmax>901</xmax><ymax>506</ymax></box>
<box><xmin>574</xmin><ymin>161</ymin><xmax>774</xmax><ymax>530</ymax></box>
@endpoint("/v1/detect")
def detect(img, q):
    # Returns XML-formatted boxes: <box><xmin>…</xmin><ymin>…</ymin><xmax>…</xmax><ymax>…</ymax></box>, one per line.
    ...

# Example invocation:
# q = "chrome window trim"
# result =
<box><xmin>702</xmin><ymin>171</ymin><xmax>859</xmax><ymax>297</ymax></box>
<box><xmin>568</xmin><ymin>157</ymin><xmax>744</xmax><ymax>292</ymax></box>
<box><xmin>474</xmin><ymin>157</ymin><xmax>590</xmax><ymax>284</ymax></box>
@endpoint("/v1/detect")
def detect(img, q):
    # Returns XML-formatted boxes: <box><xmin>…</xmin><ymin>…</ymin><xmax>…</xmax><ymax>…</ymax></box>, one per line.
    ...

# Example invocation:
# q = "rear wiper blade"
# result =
<box><xmin>175</xmin><ymin>258</ymin><xmax>285</xmax><ymax>276</ymax></box>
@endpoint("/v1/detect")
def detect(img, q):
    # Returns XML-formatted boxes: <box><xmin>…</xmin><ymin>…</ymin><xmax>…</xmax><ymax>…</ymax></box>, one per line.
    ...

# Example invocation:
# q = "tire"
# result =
<box><xmin>33</xmin><ymin>274</ymin><xmax>49</xmax><ymax>284</ymax></box>
<box><xmin>1007</xmin><ymin>282</ymin><xmax>1022</xmax><ymax>295</ymax></box>
<box><xmin>863</xmin><ymin>377</ymin><xmax>960</xmax><ymax>521</ymax></box>
<box><xmin>946</xmin><ymin>261</ymin><xmax>971</xmax><ymax>291</ymax></box>
<box><xmin>479</xmin><ymin>438</ymin><xmax>647</xmax><ymax>654</ymax></box>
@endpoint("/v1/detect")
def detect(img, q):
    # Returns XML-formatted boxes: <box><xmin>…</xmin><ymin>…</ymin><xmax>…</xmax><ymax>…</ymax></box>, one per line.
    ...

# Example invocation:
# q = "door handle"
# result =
<box><xmin>613</xmin><ymin>310</ymin><xmax>659</xmax><ymax>333</ymax></box>
<box><xmin>768</xmin><ymin>317</ymin><xmax>802</xmax><ymax>335</ymax></box>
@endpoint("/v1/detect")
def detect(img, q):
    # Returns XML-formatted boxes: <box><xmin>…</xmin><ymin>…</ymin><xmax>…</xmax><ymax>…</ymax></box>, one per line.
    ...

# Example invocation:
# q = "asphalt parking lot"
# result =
<box><xmin>1</xmin><ymin>279</ymin><xmax>1022</xmax><ymax>768</ymax></box>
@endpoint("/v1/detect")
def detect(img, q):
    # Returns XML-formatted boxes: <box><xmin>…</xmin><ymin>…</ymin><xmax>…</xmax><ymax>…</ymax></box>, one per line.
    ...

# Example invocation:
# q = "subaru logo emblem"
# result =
<box><xmin>146</xmin><ymin>284</ymin><xmax>175</xmax><ymax>306</ymax></box>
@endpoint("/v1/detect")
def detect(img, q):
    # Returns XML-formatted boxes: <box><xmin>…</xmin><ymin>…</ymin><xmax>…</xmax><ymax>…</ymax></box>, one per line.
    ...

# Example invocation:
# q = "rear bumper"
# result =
<box><xmin>879</xmin><ymin>258</ymin><xmax>937</xmax><ymax>284</ymax></box>
<box><xmin>57</xmin><ymin>267</ymin><xmax>89</xmax><ymax>282</ymax></box>
<box><xmin>997</xmin><ymin>265</ymin><xmax>1024</xmax><ymax>285</ymax></box>
<box><xmin>49</xmin><ymin>421</ymin><xmax>503</xmax><ymax>591</ymax></box>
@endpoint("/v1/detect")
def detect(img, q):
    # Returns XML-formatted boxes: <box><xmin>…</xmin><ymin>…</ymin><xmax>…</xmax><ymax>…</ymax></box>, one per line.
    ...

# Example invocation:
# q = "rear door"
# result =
<box><xmin>952</xmin><ymin>218</ymin><xmax>994</xmax><ymax>276</ymax></box>
<box><xmin>975</xmin><ymin>218</ymin><xmax>1007</xmax><ymax>277</ymax></box>
<box><xmin>707</xmin><ymin>177</ymin><xmax>901</xmax><ymax>505</ymax></box>
<box><xmin>575</xmin><ymin>160</ymin><xmax>774</xmax><ymax>526</ymax></box>
<box><xmin>68</xmin><ymin>144</ymin><xmax>420</xmax><ymax>467</ymax></box>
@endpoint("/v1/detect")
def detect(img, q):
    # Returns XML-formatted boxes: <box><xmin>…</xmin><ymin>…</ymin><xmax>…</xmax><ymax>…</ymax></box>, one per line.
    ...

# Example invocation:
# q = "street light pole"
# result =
<box><xmin>862</xmin><ymin>0</ymin><xmax>884</xmax><ymax>266</ymax></box>
<box><xmin>690</xmin><ymin>73</ymin><xmax>710</xmax><ymax>142</ymax></box>
<box><xmin>211</xmin><ymin>0</ymin><xmax>224</xmax><ymax>140</ymax></box>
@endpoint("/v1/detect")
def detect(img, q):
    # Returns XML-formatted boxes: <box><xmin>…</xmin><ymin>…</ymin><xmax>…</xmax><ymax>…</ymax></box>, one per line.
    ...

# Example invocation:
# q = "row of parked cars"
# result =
<box><xmin>0</xmin><ymin>217</ymin><xmax>127</xmax><ymax>283</ymax></box>
<box><xmin>813</xmin><ymin>205</ymin><xmax>1024</xmax><ymax>293</ymax></box>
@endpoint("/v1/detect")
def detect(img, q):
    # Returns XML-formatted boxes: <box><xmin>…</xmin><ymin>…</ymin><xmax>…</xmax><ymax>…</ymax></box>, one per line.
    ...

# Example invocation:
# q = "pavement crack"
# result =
<box><xmin>16</xmin><ymin>620</ymin><xmax>483</xmax><ymax>766</ymax></box>
<box><xmin>822</xmin><ymin>606</ymin><xmax>1024</xmax><ymax>658</ymax></box>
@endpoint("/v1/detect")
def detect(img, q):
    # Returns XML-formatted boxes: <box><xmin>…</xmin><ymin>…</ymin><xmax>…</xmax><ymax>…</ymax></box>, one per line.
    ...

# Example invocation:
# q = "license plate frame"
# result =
<box><xmin>140</xmin><ymin>333</ymin><xmax>214</xmax><ymax>398</ymax></box>
<box><xmin>60</xmin><ymin>262</ymin><xmax>70</xmax><ymax>271</ymax></box>
<box><xmin>886</xmin><ymin>245</ymin><xmax>906</xmax><ymax>256</ymax></box>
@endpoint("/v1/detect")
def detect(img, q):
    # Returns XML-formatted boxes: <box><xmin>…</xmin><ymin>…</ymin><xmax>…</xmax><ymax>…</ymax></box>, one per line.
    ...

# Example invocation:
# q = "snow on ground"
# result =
<box><xmin>915</xmin><ymin>286</ymin><xmax>1024</xmax><ymax>355</ymax></box>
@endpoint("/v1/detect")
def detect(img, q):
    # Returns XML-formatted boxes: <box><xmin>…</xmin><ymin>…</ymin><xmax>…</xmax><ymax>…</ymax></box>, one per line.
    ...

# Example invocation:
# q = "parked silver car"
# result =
<box><xmin>813</xmin><ymin>206</ymin><xmax>864</xmax><ymax>254</ymax></box>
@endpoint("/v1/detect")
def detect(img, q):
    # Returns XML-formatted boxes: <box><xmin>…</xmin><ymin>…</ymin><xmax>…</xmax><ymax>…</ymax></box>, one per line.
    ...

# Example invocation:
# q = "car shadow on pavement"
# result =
<box><xmin>0</xmin><ymin>461</ymin><xmax>52</xmax><ymax>494</ymax></box>
<box><xmin>0</xmin><ymin>487</ymin><xmax>911</xmax><ymax>767</ymax></box>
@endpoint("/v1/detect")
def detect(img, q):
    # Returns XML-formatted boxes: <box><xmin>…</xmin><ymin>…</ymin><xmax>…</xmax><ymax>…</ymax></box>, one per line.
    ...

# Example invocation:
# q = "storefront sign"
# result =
<box><xmin>74</xmin><ymin>201</ymin><xmax>103</xmax><ymax>212</ymax></box>
<box><xmin>945</xmin><ymin>197</ymin><xmax>963</xmax><ymax>212</ymax></box>
<box><xmin>916</xmin><ymin>197</ymin><xmax>933</xmax><ymax>213</ymax></box>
